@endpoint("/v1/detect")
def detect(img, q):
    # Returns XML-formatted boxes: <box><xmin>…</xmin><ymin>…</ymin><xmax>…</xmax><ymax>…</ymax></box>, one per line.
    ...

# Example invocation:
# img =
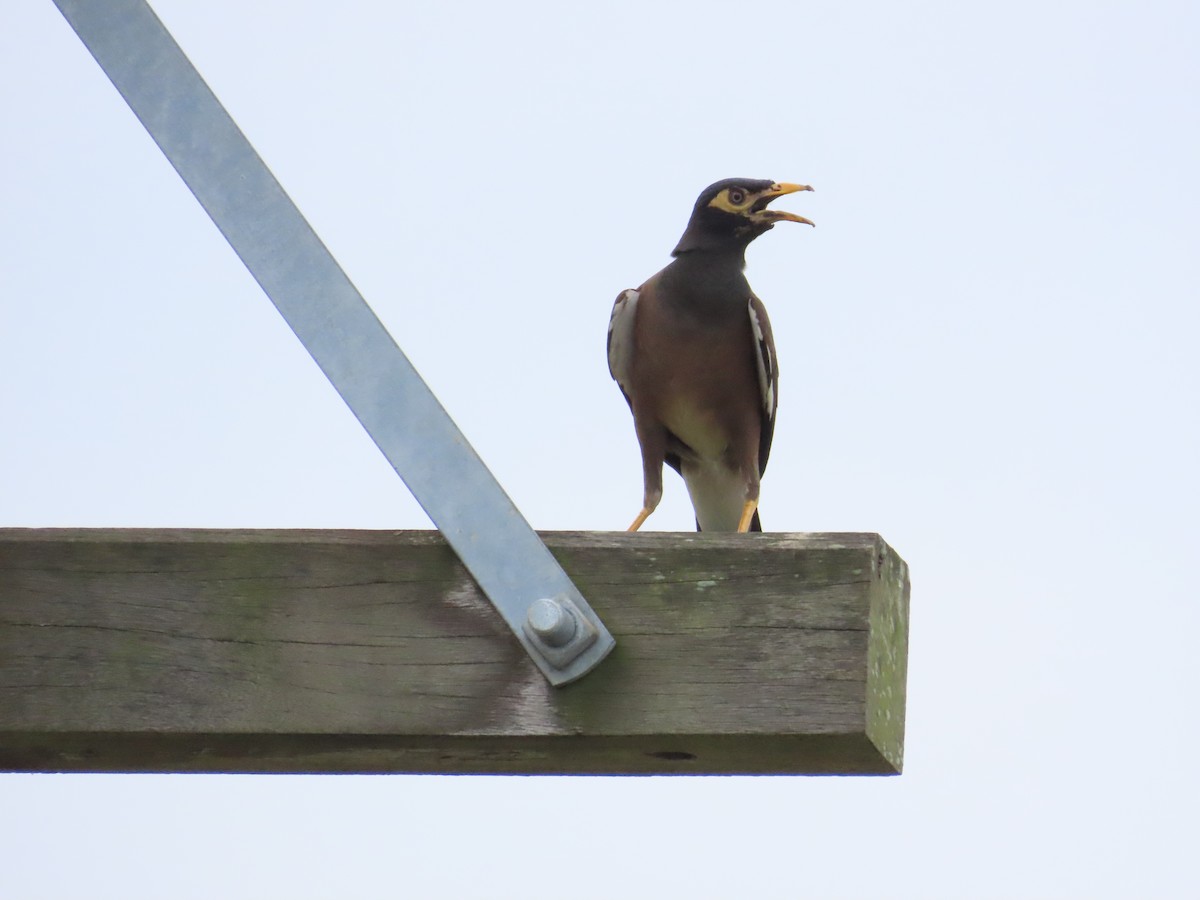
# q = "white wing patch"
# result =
<box><xmin>748</xmin><ymin>299</ymin><xmax>775</xmax><ymax>415</ymax></box>
<box><xmin>607</xmin><ymin>288</ymin><xmax>640</xmax><ymax>390</ymax></box>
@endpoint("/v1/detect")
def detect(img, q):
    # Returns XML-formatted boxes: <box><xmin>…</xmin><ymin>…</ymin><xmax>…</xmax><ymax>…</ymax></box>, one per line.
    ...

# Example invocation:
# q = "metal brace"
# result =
<box><xmin>51</xmin><ymin>0</ymin><xmax>615</xmax><ymax>685</ymax></box>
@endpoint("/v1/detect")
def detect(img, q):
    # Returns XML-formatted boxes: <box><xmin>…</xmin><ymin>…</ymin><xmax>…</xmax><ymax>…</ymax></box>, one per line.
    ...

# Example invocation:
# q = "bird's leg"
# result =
<box><xmin>628</xmin><ymin>422</ymin><xmax>666</xmax><ymax>532</ymax></box>
<box><xmin>736</xmin><ymin>499</ymin><xmax>758</xmax><ymax>533</ymax></box>
<box><xmin>628</xmin><ymin>485</ymin><xmax>662</xmax><ymax>532</ymax></box>
<box><xmin>628</xmin><ymin>482</ymin><xmax>667</xmax><ymax>532</ymax></box>
<box><xmin>627</xmin><ymin>507</ymin><xmax>654</xmax><ymax>532</ymax></box>
<box><xmin>735</xmin><ymin>462</ymin><xmax>762</xmax><ymax>533</ymax></box>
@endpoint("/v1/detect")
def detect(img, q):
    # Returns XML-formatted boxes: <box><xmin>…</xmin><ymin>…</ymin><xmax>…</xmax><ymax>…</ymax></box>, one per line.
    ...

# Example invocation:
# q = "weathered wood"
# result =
<box><xmin>0</xmin><ymin>529</ymin><xmax>908</xmax><ymax>775</ymax></box>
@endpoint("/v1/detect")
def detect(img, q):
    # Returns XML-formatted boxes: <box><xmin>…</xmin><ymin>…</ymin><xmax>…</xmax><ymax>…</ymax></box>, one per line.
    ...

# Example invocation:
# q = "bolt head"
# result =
<box><xmin>526</xmin><ymin>597</ymin><xmax>577</xmax><ymax>648</ymax></box>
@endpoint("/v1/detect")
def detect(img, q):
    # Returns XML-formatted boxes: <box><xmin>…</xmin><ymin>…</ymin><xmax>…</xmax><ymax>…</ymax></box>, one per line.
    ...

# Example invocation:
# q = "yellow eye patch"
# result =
<box><xmin>707</xmin><ymin>188</ymin><xmax>755</xmax><ymax>214</ymax></box>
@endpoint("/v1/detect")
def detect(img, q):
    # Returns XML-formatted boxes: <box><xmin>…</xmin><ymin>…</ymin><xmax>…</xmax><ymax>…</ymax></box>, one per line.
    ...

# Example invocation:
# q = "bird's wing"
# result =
<box><xmin>748</xmin><ymin>294</ymin><xmax>779</xmax><ymax>476</ymax></box>
<box><xmin>607</xmin><ymin>288</ymin><xmax>640</xmax><ymax>404</ymax></box>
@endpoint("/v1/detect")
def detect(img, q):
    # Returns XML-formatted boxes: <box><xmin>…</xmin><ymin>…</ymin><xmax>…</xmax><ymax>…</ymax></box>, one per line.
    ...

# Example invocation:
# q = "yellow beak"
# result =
<box><xmin>752</xmin><ymin>182</ymin><xmax>815</xmax><ymax>227</ymax></box>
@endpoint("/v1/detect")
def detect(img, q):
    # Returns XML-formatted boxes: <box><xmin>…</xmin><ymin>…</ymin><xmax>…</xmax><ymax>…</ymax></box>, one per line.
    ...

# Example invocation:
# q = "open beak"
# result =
<box><xmin>751</xmin><ymin>182</ymin><xmax>815</xmax><ymax>227</ymax></box>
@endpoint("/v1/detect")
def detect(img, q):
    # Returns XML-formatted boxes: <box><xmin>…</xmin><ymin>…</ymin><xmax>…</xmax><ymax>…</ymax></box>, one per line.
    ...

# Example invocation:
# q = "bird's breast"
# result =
<box><xmin>638</xmin><ymin>330</ymin><xmax>759</xmax><ymax>462</ymax></box>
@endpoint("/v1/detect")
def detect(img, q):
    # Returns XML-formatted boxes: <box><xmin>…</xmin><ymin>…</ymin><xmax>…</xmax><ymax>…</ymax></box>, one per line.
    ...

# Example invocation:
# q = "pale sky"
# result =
<box><xmin>2</xmin><ymin>1</ymin><xmax>1199</xmax><ymax>897</ymax></box>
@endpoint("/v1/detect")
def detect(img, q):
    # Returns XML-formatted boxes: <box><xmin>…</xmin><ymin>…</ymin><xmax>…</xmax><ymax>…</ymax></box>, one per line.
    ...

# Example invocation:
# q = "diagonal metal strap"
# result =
<box><xmin>51</xmin><ymin>0</ymin><xmax>614</xmax><ymax>685</ymax></box>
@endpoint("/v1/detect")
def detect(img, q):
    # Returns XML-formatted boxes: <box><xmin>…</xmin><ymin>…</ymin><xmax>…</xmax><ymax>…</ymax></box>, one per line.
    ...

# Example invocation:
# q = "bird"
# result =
<box><xmin>607</xmin><ymin>178</ymin><xmax>813</xmax><ymax>533</ymax></box>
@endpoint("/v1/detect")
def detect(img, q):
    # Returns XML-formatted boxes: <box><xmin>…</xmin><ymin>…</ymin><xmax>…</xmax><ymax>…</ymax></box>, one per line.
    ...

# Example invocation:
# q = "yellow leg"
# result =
<box><xmin>736</xmin><ymin>500</ymin><xmax>758</xmax><ymax>533</ymax></box>
<box><xmin>627</xmin><ymin>507</ymin><xmax>653</xmax><ymax>532</ymax></box>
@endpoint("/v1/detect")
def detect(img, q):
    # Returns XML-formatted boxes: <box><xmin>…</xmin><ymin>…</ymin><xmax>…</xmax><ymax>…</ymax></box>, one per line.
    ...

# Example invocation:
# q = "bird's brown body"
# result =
<box><xmin>625</xmin><ymin>263</ymin><xmax>769</xmax><ymax>531</ymax></box>
<box><xmin>608</xmin><ymin>178</ymin><xmax>812</xmax><ymax>532</ymax></box>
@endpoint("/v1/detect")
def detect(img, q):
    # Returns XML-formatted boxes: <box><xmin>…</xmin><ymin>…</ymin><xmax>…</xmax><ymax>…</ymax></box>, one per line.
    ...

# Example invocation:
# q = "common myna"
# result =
<box><xmin>607</xmin><ymin>178</ymin><xmax>813</xmax><ymax>533</ymax></box>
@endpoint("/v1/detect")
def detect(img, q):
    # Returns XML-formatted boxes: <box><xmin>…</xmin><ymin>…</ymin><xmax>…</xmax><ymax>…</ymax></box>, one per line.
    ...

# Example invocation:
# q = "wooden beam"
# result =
<box><xmin>0</xmin><ymin>529</ymin><xmax>908</xmax><ymax>775</ymax></box>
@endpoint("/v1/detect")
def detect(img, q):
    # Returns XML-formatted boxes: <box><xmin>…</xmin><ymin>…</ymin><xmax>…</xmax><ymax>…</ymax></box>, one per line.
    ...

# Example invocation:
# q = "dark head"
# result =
<box><xmin>672</xmin><ymin>178</ymin><xmax>814</xmax><ymax>257</ymax></box>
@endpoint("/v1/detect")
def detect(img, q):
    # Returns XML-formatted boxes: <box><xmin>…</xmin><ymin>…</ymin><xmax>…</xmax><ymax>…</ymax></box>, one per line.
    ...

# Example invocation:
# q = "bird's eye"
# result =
<box><xmin>728</xmin><ymin>188</ymin><xmax>747</xmax><ymax>205</ymax></box>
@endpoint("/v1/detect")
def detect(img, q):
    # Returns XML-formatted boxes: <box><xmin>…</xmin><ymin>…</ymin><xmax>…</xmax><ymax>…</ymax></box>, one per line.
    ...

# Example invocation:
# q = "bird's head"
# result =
<box><xmin>672</xmin><ymin>178</ymin><xmax>814</xmax><ymax>257</ymax></box>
